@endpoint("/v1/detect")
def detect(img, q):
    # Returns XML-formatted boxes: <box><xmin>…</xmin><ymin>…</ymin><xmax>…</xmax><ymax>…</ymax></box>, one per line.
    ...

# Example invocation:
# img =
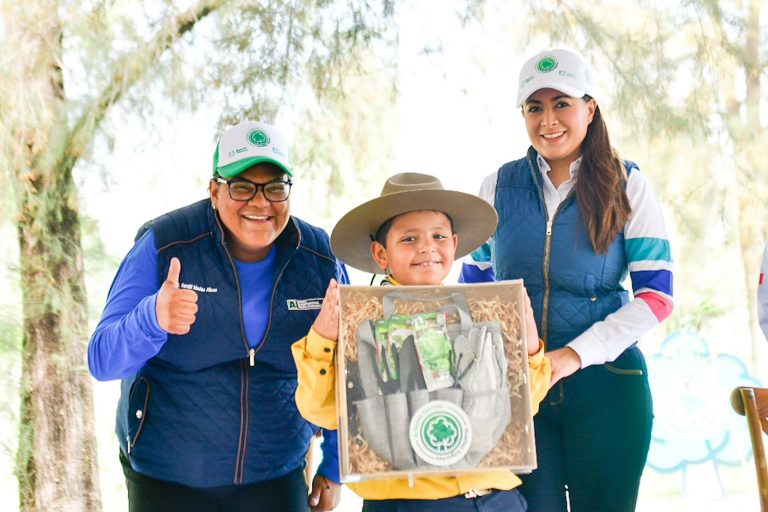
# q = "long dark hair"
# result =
<box><xmin>576</xmin><ymin>100</ymin><xmax>631</xmax><ymax>254</ymax></box>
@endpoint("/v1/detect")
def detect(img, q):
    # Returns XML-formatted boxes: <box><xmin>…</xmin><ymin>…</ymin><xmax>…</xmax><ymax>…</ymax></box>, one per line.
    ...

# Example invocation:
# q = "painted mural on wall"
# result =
<box><xmin>646</xmin><ymin>331</ymin><xmax>761</xmax><ymax>474</ymax></box>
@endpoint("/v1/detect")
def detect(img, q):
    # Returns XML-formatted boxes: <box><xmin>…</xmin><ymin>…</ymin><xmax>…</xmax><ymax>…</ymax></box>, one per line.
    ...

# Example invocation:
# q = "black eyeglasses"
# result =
<box><xmin>215</xmin><ymin>177</ymin><xmax>293</xmax><ymax>202</ymax></box>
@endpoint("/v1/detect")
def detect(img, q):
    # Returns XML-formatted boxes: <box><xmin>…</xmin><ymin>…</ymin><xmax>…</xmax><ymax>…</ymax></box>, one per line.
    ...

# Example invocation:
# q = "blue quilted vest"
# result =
<box><xmin>492</xmin><ymin>148</ymin><xmax>635</xmax><ymax>349</ymax></box>
<box><xmin>116</xmin><ymin>199</ymin><xmax>337</xmax><ymax>487</ymax></box>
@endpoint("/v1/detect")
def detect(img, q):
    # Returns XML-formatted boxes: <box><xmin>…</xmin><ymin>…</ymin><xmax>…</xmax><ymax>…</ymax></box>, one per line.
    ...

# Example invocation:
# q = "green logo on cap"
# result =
<box><xmin>536</xmin><ymin>56</ymin><xmax>558</xmax><ymax>73</ymax></box>
<box><xmin>247</xmin><ymin>129</ymin><xmax>270</xmax><ymax>147</ymax></box>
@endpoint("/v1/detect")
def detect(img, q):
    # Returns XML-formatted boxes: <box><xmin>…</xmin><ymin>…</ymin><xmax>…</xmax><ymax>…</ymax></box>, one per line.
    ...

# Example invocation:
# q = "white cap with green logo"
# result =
<box><xmin>516</xmin><ymin>48</ymin><xmax>597</xmax><ymax>108</ymax></box>
<box><xmin>212</xmin><ymin>120</ymin><xmax>293</xmax><ymax>178</ymax></box>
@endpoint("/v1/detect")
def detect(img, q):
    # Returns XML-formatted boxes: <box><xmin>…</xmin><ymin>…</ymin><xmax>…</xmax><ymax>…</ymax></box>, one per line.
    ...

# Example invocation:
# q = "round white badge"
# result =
<box><xmin>409</xmin><ymin>400</ymin><xmax>472</xmax><ymax>466</ymax></box>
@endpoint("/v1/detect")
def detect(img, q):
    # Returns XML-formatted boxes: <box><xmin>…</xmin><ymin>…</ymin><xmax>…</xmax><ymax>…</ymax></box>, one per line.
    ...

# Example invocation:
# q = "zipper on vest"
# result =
<box><xmin>214</xmin><ymin>213</ymin><xmax>253</xmax><ymax>359</ymax></box>
<box><xmin>213</xmin><ymin>210</ymin><xmax>252</xmax><ymax>484</ymax></box>
<box><xmin>540</xmin><ymin>195</ymin><xmax>573</xmax><ymax>343</ymax></box>
<box><xmin>249</xmin><ymin>221</ymin><xmax>301</xmax><ymax>361</ymax></box>
<box><xmin>529</xmin><ymin>150</ymin><xmax>554</xmax><ymax>344</ymax></box>
<box><xmin>541</xmin><ymin>220</ymin><xmax>553</xmax><ymax>342</ymax></box>
<box><xmin>234</xmin><ymin>359</ymin><xmax>249</xmax><ymax>484</ymax></box>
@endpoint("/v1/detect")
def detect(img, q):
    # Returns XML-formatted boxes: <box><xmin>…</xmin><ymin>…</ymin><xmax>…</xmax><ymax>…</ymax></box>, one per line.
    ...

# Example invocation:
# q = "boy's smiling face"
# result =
<box><xmin>371</xmin><ymin>210</ymin><xmax>458</xmax><ymax>285</ymax></box>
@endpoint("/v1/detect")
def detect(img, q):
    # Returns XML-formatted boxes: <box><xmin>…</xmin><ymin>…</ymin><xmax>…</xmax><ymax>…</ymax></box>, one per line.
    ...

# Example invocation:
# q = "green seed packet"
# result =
<box><xmin>412</xmin><ymin>312</ymin><xmax>454</xmax><ymax>391</ymax></box>
<box><xmin>386</xmin><ymin>315</ymin><xmax>412</xmax><ymax>381</ymax></box>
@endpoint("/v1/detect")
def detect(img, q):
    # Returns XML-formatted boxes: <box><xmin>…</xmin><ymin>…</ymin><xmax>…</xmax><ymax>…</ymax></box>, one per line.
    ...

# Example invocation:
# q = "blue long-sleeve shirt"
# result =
<box><xmin>88</xmin><ymin>229</ymin><xmax>344</xmax><ymax>482</ymax></box>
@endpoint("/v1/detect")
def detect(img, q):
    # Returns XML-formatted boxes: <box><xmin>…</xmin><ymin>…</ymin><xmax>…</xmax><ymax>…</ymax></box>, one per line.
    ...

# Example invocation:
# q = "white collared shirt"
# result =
<box><xmin>536</xmin><ymin>154</ymin><xmax>581</xmax><ymax>220</ymax></box>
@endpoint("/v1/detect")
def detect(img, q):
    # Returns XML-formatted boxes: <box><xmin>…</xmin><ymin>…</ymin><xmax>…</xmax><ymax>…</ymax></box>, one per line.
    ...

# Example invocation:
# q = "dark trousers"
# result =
<box><xmin>120</xmin><ymin>451</ymin><xmax>310</xmax><ymax>512</ymax></box>
<box><xmin>520</xmin><ymin>346</ymin><xmax>653</xmax><ymax>512</ymax></box>
<box><xmin>361</xmin><ymin>489</ymin><xmax>527</xmax><ymax>511</ymax></box>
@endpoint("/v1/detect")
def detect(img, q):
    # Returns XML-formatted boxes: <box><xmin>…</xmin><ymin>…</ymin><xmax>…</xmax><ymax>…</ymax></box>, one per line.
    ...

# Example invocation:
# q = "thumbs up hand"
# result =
<box><xmin>156</xmin><ymin>257</ymin><xmax>199</xmax><ymax>335</ymax></box>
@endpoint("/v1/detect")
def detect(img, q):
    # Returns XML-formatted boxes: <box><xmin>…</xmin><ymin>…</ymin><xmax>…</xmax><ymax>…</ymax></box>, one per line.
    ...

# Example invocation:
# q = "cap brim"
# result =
<box><xmin>517</xmin><ymin>83</ymin><xmax>587</xmax><ymax>107</ymax></box>
<box><xmin>217</xmin><ymin>156</ymin><xmax>293</xmax><ymax>178</ymax></box>
<box><xmin>331</xmin><ymin>189</ymin><xmax>498</xmax><ymax>274</ymax></box>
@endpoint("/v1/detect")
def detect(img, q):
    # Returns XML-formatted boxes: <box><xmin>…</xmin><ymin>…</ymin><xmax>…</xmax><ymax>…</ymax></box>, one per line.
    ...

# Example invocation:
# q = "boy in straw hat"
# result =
<box><xmin>292</xmin><ymin>173</ymin><xmax>551</xmax><ymax>511</ymax></box>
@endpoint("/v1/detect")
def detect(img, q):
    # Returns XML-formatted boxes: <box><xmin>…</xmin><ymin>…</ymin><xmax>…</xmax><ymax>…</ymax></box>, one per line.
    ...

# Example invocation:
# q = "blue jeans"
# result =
<box><xmin>361</xmin><ymin>489</ymin><xmax>527</xmax><ymax>511</ymax></box>
<box><xmin>520</xmin><ymin>346</ymin><xmax>653</xmax><ymax>512</ymax></box>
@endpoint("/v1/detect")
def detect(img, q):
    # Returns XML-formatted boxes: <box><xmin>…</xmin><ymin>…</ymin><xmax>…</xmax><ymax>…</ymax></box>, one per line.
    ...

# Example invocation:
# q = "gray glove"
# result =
<box><xmin>457</xmin><ymin>322</ymin><xmax>511</xmax><ymax>466</ymax></box>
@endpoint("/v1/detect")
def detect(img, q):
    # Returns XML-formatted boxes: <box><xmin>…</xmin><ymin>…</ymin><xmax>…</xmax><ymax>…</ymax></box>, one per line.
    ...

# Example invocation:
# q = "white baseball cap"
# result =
<box><xmin>212</xmin><ymin>121</ymin><xmax>293</xmax><ymax>177</ymax></box>
<box><xmin>516</xmin><ymin>48</ymin><xmax>597</xmax><ymax>107</ymax></box>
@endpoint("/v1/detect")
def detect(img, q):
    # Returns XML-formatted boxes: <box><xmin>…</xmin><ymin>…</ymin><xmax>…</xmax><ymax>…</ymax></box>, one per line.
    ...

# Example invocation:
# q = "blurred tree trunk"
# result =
<box><xmin>731</xmin><ymin>0</ymin><xmax>764</xmax><ymax>365</ymax></box>
<box><xmin>12</xmin><ymin>4</ymin><xmax>101</xmax><ymax>510</ymax></box>
<box><xmin>7</xmin><ymin>1</ymin><xmax>224</xmax><ymax>510</ymax></box>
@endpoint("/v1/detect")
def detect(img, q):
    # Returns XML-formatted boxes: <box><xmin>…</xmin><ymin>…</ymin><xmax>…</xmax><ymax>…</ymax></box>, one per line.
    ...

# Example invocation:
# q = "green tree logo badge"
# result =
<box><xmin>410</xmin><ymin>400</ymin><xmax>472</xmax><ymax>466</ymax></box>
<box><xmin>424</xmin><ymin>415</ymin><xmax>459</xmax><ymax>453</ymax></box>
<box><xmin>536</xmin><ymin>56</ymin><xmax>558</xmax><ymax>73</ymax></box>
<box><xmin>247</xmin><ymin>129</ymin><xmax>270</xmax><ymax>147</ymax></box>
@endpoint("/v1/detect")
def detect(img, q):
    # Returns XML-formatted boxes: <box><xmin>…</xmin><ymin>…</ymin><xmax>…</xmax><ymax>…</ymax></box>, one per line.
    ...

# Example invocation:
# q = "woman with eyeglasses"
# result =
<box><xmin>461</xmin><ymin>48</ymin><xmax>674</xmax><ymax>511</ymax></box>
<box><xmin>88</xmin><ymin>121</ymin><xmax>347</xmax><ymax>512</ymax></box>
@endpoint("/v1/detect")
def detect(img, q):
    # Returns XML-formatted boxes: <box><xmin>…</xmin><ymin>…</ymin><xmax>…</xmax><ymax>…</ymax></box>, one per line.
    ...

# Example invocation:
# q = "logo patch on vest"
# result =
<box><xmin>286</xmin><ymin>298</ymin><xmax>323</xmax><ymax>311</ymax></box>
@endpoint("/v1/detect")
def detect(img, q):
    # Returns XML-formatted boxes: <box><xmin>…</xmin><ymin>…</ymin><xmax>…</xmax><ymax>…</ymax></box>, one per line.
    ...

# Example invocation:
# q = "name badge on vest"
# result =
<box><xmin>286</xmin><ymin>298</ymin><xmax>323</xmax><ymax>311</ymax></box>
<box><xmin>180</xmin><ymin>282</ymin><xmax>218</xmax><ymax>293</ymax></box>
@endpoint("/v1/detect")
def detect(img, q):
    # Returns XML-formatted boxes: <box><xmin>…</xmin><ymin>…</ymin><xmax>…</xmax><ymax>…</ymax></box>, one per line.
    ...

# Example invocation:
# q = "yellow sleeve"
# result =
<box><xmin>291</xmin><ymin>328</ymin><xmax>339</xmax><ymax>429</ymax></box>
<box><xmin>526</xmin><ymin>340</ymin><xmax>551</xmax><ymax>416</ymax></box>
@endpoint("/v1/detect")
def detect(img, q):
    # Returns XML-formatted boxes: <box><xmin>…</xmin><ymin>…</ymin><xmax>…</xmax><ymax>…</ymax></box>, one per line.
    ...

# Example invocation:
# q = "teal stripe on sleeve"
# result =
<box><xmin>469</xmin><ymin>242</ymin><xmax>492</xmax><ymax>263</ymax></box>
<box><xmin>625</xmin><ymin>237</ymin><xmax>672</xmax><ymax>263</ymax></box>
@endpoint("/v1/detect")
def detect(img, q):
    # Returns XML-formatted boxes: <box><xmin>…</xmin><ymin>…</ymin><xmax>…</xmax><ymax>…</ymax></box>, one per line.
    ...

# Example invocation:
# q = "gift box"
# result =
<box><xmin>336</xmin><ymin>280</ymin><xmax>537</xmax><ymax>482</ymax></box>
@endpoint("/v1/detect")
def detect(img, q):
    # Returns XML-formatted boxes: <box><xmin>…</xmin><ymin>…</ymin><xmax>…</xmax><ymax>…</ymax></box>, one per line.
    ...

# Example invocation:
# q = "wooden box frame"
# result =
<box><xmin>336</xmin><ymin>280</ymin><xmax>537</xmax><ymax>482</ymax></box>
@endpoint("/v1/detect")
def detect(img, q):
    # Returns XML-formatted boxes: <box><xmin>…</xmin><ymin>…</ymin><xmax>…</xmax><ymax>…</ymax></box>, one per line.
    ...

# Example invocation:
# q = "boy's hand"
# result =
<box><xmin>156</xmin><ymin>257</ymin><xmax>198</xmax><ymax>335</ymax></box>
<box><xmin>309</xmin><ymin>474</ymin><xmax>341</xmax><ymax>511</ymax></box>
<box><xmin>523</xmin><ymin>288</ymin><xmax>540</xmax><ymax>355</ymax></box>
<box><xmin>312</xmin><ymin>279</ymin><xmax>340</xmax><ymax>341</ymax></box>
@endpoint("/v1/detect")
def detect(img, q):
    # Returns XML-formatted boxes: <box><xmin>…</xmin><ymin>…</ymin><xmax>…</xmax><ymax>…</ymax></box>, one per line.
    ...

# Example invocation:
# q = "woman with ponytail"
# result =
<box><xmin>461</xmin><ymin>48</ymin><xmax>674</xmax><ymax>512</ymax></box>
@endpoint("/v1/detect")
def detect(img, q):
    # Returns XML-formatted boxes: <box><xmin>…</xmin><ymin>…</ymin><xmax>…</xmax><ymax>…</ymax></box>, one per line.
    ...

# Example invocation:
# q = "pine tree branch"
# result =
<box><xmin>66</xmin><ymin>0</ymin><xmax>229</xmax><ymax>161</ymax></box>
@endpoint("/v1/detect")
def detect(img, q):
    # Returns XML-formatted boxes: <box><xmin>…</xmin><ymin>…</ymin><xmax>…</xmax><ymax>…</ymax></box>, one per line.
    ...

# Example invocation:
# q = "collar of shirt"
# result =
<box><xmin>382</xmin><ymin>275</ymin><xmax>444</xmax><ymax>286</ymax></box>
<box><xmin>536</xmin><ymin>154</ymin><xmax>582</xmax><ymax>220</ymax></box>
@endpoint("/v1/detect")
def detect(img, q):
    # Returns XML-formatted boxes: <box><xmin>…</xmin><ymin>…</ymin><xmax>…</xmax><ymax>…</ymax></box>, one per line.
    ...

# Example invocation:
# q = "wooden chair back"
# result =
<box><xmin>731</xmin><ymin>386</ymin><xmax>768</xmax><ymax>511</ymax></box>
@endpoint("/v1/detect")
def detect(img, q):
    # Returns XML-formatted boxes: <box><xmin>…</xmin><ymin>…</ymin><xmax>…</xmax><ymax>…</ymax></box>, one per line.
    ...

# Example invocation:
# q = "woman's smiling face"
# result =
<box><xmin>523</xmin><ymin>87</ymin><xmax>596</xmax><ymax>168</ymax></box>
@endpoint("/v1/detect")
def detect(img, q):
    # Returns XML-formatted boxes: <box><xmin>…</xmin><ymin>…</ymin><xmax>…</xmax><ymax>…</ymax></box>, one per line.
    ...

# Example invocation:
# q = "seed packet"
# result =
<box><xmin>386</xmin><ymin>315</ymin><xmax>412</xmax><ymax>381</ymax></box>
<box><xmin>411</xmin><ymin>312</ymin><xmax>454</xmax><ymax>391</ymax></box>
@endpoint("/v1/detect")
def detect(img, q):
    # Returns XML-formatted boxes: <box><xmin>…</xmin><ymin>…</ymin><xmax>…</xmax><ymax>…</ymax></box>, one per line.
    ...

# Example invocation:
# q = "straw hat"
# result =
<box><xmin>331</xmin><ymin>172</ymin><xmax>498</xmax><ymax>274</ymax></box>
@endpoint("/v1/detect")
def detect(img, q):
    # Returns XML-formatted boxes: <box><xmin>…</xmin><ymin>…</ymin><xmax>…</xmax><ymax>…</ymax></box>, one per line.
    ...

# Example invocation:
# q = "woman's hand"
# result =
<box><xmin>548</xmin><ymin>346</ymin><xmax>582</xmax><ymax>388</ymax></box>
<box><xmin>312</xmin><ymin>279</ymin><xmax>340</xmax><ymax>341</ymax></box>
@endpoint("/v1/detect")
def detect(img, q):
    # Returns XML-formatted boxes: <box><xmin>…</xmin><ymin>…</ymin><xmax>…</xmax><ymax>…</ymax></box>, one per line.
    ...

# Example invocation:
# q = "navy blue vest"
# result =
<box><xmin>117</xmin><ymin>199</ymin><xmax>337</xmax><ymax>487</ymax></box>
<box><xmin>492</xmin><ymin>149</ymin><xmax>634</xmax><ymax>349</ymax></box>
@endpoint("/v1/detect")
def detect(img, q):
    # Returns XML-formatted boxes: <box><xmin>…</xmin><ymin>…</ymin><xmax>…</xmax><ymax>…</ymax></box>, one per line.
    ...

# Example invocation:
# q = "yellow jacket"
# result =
<box><xmin>292</xmin><ymin>325</ymin><xmax>551</xmax><ymax>500</ymax></box>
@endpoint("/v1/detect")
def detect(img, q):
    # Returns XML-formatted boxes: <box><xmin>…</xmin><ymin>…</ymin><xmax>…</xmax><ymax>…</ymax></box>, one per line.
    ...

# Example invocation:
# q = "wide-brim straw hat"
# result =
<box><xmin>331</xmin><ymin>172</ymin><xmax>498</xmax><ymax>274</ymax></box>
